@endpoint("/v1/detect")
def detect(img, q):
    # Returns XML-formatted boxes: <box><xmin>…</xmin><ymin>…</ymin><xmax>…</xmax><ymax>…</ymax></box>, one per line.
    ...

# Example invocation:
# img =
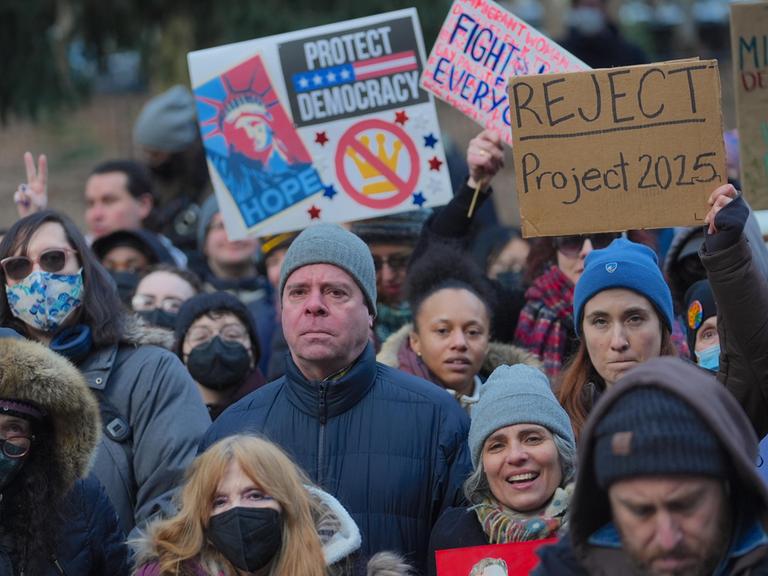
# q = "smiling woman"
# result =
<box><xmin>426</xmin><ymin>364</ymin><xmax>576</xmax><ymax>576</ymax></box>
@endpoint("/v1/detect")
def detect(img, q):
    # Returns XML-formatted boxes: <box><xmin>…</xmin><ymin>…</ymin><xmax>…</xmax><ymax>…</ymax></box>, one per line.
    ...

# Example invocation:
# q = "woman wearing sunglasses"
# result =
<box><xmin>0</xmin><ymin>211</ymin><xmax>210</xmax><ymax>538</ymax></box>
<box><xmin>0</xmin><ymin>334</ymin><xmax>128</xmax><ymax>574</ymax></box>
<box><xmin>513</xmin><ymin>233</ymin><xmax>621</xmax><ymax>379</ymax></box>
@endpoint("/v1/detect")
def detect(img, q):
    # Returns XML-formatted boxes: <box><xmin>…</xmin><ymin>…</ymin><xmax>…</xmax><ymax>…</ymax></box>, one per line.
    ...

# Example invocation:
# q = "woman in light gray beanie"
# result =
<box><xmin>426</xmin><ymin>364</ymin><xmax>576</xmax><ymax>576</ymax></box>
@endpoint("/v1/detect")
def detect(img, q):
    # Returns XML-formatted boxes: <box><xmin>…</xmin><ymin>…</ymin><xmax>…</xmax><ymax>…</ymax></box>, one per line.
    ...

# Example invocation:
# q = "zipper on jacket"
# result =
<box><xmin>317</xmin><ymin>382</ymin><xmax>328</xmax><ymax>484</ymax></box>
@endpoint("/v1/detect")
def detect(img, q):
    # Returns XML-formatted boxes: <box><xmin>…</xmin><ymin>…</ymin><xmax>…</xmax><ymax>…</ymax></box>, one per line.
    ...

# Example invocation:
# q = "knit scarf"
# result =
<box><xmin>374</xmin><ymin>302</ymin><xmax>412</xmax><ymax>345</ymax></box>
<box><xmin>472</xmin><ymin>484</ymin><xmax>573</xmax><ymax>544</ymax></box>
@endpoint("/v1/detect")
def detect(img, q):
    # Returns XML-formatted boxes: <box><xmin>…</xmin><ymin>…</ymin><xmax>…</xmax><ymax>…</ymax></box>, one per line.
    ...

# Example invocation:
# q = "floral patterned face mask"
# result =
<box><xmin>5</xmin><ymin>270</ymin><xmax>83</xmax><ymax>333</ymax></box>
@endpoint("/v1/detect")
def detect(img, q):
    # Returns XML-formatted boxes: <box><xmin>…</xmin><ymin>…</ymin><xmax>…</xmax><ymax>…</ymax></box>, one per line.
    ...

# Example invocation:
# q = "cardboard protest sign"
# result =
<box><xmin>435</xmin><ymin>538</ymin><xmax>556</xmax><ymax>575</ymax></box>
<box><xmin>731</xmin><ymin>1</ymin><xmax>768</xmax><ymax>209</ymax></box>
<box><xmin>188</xmin><ymin>10</ymin><xmax>452</xmax><ymax>239</ymax></box>
<box><xmin>421</xmin><ymin>0</ymin><xmax>587</xmax><ymax>146</ymax></box>
<box><xmin>508</xmin><ymin>60</ymin><xmax>726</xmax><ymax>237</ymax></box>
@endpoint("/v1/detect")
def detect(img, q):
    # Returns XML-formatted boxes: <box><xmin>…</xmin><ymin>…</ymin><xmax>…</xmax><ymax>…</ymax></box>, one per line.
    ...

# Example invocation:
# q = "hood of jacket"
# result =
<box><xmin>663</xmin><ymin>226</ymin><xmax>704</xmax><ymax>309</ymax></box>
<box><xmin>121</xmin><ymin>314</ymin><xmax>176</xmax><ymax>350</ymax></box>
<box><xmin>377</xmin><ymin>323</ymin><xmax>540</xmax><ymax>377</ymax></box>
<box><xmin>570</xmin><ymin>356</ymin><xmax>768</xmax><ymax>550</ymax></box>
<box><xmin>0</xmin><ymin>338</ymin><xmax>100</xmax><ymax>491</ymax></box>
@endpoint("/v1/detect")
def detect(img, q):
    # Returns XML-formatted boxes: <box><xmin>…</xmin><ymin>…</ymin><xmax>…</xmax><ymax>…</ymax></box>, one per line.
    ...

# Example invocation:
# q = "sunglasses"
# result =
<box><xmin>1</xmin><ymin>248</ymin><xmax>78</xmax><ymax>281</ymax></box>
<box><xmin>554</xmin><ymin>233</ymin><xmax>619</xmax><ymax>256</ymax></box>
<box><xmin>372</xmin><ymin>253</ymin><xmax>411</xmax><ymax>272</ymax></box>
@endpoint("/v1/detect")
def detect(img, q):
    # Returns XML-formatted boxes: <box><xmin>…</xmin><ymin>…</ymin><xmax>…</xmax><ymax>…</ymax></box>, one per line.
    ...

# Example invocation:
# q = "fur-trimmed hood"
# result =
<box><xmin>0</xmin><ymin>338</ymin><xmax>100</xmax><ymax>490</ymax></box>
<box><xmin>377</xmin><ymin>323</ymin><xmax>541</xmax><ymax>377</ymax></box>
<box><xmin>121</xmin><ymin>314</ymin><xmax>176</xmax><ymax>350</ymax></box>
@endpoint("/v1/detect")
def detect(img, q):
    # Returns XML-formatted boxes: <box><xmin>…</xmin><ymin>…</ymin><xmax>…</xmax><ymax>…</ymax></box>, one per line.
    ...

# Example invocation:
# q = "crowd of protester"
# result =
<box><xmin>0</xmin><ymin>73</ymin><xmax>765</xmax><ymax>576</ymax></box>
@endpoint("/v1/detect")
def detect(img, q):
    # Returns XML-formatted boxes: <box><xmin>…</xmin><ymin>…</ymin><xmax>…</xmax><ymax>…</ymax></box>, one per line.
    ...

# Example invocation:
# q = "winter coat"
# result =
<box><xmin>377</xmin><ymin>323</ymin><xmax>540</xmax><ymax>414</ymax></box>
<box><xmin>701</xmin><ymin>234</ymin><xmax>768</xmax><ymax>439</ymax></box>
<box><xmin>202</xmin><ymin>343</ymin><xmax>472</xmax><ymax>572</ymax></box>
<box><xmin>0</xmin><ymin>338</ymin><xmax>129</xmax><ymax>575</ymax></box>
<box><xmin>426</xmin><ymin>508</ymin><xmax>487</xmax><ymax>576</ymax></box>
<box><xmin>535</xmin><ymin>358</ymin><xmax>768</xmax><ymax>575</ymax></box>
<box><xmin>79</xmin><ymin>319</ymin><xmax>211</xmax><ymax>535</ymax></box>
<box><xmin>133</xmin><ymin>485</ymin><xmax>412</xmax><ymax>576</ymax></box>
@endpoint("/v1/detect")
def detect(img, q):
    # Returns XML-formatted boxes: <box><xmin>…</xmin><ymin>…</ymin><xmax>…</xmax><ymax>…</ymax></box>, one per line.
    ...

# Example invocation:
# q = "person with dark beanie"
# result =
<box><xmin>536</xmin><ymin>357</ymin><xmax>768</xmax><ymax>575</ymax></box>
<box><xmin>683</xmin><ymin>279</ymin><xmax>719</xmax><ymax>371</ymax></box>
<box><xmin>175</xmin><ymin>291</ymin><xmax>265</xmax><ymax>420</ymax></box>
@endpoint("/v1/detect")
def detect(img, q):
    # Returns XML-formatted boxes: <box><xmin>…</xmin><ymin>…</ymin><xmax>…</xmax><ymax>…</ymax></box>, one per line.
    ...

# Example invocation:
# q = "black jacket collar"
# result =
<box><xmin>284</xmin><ymin>343</ymin><xmax>376</xmax><ymax>423</ymax></box>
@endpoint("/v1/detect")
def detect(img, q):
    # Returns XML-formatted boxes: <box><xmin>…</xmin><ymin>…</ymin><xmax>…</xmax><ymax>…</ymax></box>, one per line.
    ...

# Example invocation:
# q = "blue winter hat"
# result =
<box><xmin>573</xmin><ymin>238</ymin><xmax>673</xmax><ymax>337</ymax></box>
<box><xmin>279</xmin><ymin>224</ymin><xmax>377</xmax><ymax>316</ymax></box>
<box><xmin>468</xmin><ymin>364</ymin><xmax>575</xmax><ymax>469</ymax></box>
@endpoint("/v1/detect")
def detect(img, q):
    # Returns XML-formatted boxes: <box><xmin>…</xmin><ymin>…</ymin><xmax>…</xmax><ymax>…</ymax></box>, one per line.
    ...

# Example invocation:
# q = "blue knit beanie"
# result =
<box><xmin>468</xmin><ymin>364</ymin><xmax>575</xmax><ymax>469</ymax></box>
<box><xmin>573</xmin><ymin>238</ymin><xmax>673</xmax><ymax>337</ymax></box>
<box><xmin>279</xmin><ymin>224</ymin><xmax>377</xmax><ymax>316</ymax></box>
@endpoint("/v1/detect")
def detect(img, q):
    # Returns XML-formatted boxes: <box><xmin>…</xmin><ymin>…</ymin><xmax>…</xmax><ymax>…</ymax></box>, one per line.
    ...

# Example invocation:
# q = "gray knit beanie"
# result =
<box><xmin>133</xmin><ymin>85</ymin><xmax>199</xmax><ymax>152</ymax></box>
<box><xmin>197</xmin><ymin>195</ymin><xmax>220</xmax><ymax>250</ymax></box>
<box><xmin>593</xmin><ymin>387</ymin><xmax>727</xmax><ymax>488</ymax></box>
<box><xmin>468</xmin><ymin>364</ymin><xmax>575</xmax><ymax>469</ymax></box>
<box><xmin>279</xmin><ymin>224</ymin><xmax>377</xmax><ymax>315</ymax></box>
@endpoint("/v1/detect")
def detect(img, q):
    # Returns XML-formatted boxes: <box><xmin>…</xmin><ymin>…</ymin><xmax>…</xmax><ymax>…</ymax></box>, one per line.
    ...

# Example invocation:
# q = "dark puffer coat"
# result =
<box><xmin>202</xmin><ymin>343</ymin><xmax>471</xmax><ymax>572</ymax></box>
<box><xmin>0</xmin><ymin>337</ymin><xmax>129</xmax><ymax>575</ymax></box>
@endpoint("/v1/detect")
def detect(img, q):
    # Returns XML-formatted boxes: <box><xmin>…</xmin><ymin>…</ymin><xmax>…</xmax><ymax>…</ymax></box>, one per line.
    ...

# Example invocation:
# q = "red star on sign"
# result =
<box><xmin>428</xmin><ymin>156</ymin><xmax>443</xmax><ymax>171</ymax></box>
<box><xmin>394</xmin><ymin>110</ymin><xmax>409</xmax><ymax>125</ymax></box>
<box><xmin>308</xmin><ymin>205</ymin><xmax>321</xmax><ymax>219</ymax></box>
<box><xmin>314</xmin><ymin>131</ymin><xmax>329</xmax><ymax>146</ymax></box>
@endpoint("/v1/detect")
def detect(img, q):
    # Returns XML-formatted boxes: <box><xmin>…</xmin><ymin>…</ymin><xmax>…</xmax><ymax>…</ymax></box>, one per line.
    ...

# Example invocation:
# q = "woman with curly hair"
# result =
<box><xmin>133</xmin><ymin>435</ymin><xmax>411</xmax><ymax>576</ymax></box>
<box><xmin>0</xmin><ymin>335</ymin><xmax>127</xmax><ymax>574</ymax></box>
<box><xmin>378</xmin><ymin>244</ymin><xmax>538</xmax><ymax>415</ymax></box>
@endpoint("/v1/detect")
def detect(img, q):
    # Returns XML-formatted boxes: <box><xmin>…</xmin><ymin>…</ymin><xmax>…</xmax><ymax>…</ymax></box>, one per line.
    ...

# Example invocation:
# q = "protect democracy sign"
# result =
<box><xmin>421</xmin><ymin>0</ymin><xmax>587</xmax><ymax>146</ymax></box>
<box><xmin>188</xmin><ymin>9</ymin><xmax>452</xmax><ymax>239</ymax></box>
<box><xmin>508</xmin><ymin>60</ymin><xmax>726</xmax><ymax>237</ymax></box>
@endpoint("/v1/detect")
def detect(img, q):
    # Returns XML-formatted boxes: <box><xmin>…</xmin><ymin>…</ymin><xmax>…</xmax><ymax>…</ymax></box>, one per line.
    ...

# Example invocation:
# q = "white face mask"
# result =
<box><xmin>5</xmin><ymin>270</ymin><xmax>83</xmax><ymax>332</ymax></box>
<box><xmin>570</xmin><ymin>6</ymin><xmax>607</xmax><ymax>36</ymax></box>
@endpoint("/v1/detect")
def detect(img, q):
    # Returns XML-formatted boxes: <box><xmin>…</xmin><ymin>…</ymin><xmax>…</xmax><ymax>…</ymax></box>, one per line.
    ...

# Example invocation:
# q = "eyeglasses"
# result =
<box><xmin>372</xmin><ymin>253</ymin><xmax>411</xmax><ymax>272</ymax></box>
<box><xmin>132</xmin><ymin>294</ymin><xmax>185</xmax><ymax>314</ymax></box>
<box><xmin>186</xmin><ymin>324</ymin><xmax>249</xmax><ymax>348</ymax></box>
<box><xmin>554</xmin><ymin>234</ymin><xmax>619</xmax><ymax>257</ymax></box>
<box><xmin>0</xmin><ymin>436</ymin><xmax>32</xmax><ymax>459</ymax></box>
<box><xmin>1</xmin><ymin>248</ymin><xmax>78</xmax><ymax>281</ymax></box>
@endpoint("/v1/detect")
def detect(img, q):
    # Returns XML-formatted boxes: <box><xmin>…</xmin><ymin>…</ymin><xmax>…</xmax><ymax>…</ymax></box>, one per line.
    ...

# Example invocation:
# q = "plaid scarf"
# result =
<box><xmin>374</xmin><ymin>302</ymin><xmax>412</xmax><ymax>346</ymax></box>
<box><xmin>472</xmin><ymin>484</ymin><xmax>573</xmax><ymax>544</ymax></box>
<box><xmin>514</xmin><ymin>265</ymin><xmax>575</xmax><ymax>379</ymax></box>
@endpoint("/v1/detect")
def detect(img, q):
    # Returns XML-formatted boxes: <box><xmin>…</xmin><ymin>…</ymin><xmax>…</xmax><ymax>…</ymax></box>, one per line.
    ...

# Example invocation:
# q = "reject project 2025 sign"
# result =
<box><xmin>508</xmin><ymin>60</ymin><xmax>726</xmax><ymax>237</ymax></box>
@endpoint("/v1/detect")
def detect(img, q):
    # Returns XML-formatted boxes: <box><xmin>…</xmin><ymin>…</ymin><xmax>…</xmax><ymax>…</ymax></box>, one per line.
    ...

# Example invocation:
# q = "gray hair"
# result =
<box><xmin>463</xmin><ymin>432</ymin><xmax>577</xmax><ymax>505</ymax></box>
<box><xmin>469</xmin><ymin>558</ymin><xmax>507</xmax><ymax>576</ymax></box>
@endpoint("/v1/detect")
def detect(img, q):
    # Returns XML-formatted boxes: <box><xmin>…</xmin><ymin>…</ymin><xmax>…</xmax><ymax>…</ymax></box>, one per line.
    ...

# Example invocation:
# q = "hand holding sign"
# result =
<box><xmin>705</xmin><ymin>183</ymin><xmax>738</xmax><ymax>234</ymax></box>
<box><xmin>467</xmin><ymin>129</ymin><xmax>504</xmax><ymax>190</ymax></box>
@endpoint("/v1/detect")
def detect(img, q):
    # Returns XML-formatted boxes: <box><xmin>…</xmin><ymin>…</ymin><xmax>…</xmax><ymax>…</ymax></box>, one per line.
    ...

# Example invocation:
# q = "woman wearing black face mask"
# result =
<box><xmin>0</xmin><ymin>335</ymin><xmax>128</xmax><ymax>575</ymax></box>
<box><xmin>175</xmin><ymin>292</ymin><xmax>266</xmax><ymax>420</ymax></box>
<box><xmin>133</xmin><ymin>434</ymin><xmax>412</xmax><ymax>576</ymax></box>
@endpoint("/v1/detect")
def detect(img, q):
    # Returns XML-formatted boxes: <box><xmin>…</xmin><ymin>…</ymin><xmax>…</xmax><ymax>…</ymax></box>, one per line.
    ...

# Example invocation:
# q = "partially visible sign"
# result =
<box><xmin>188</xmin><ymin>10</ymin><xmax>452</xmax><ymax>239</ymax></box>
<box><xmin>435</xmin><ymin>538</ymin><xmax>556</xmax><ymax>575</ymax></box>
<box><xmin>731</xmin><ymin>1</ymin><xmax>768</xmax><ymax>209</ymax></box>
<box><xmin>421</xmin><ymin>0</ymin><xmax>587</xmax><ymax>146</ymax></box>
<box><xmin>508</xmin><ymin>60</ymin><xmax>726</xmax><ymax>237</ymax></box>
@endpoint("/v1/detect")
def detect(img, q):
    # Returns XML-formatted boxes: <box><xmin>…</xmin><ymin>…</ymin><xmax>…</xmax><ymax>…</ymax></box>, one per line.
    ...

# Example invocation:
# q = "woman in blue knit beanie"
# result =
<box><xmin>557</xmin><ymin>238</ymin><xmax>677</xmax><ymax>440</ymax></box>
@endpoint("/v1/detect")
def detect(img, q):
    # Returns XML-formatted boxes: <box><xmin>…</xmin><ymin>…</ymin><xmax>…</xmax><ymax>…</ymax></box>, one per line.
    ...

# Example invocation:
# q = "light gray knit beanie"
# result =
<box><xmin>279</xmin><ymin>223</ymin><xmax>377</xmax><ymax>316</ymax></box>
<box><xmin>133</xmin><ymin>85</ymin><xmax>198</xmax><ymax>152</ymax></box>
<box><xmin>468</xmin><ymin>364</ymin><xmax>575</xmax><ymax>468</ymax></box>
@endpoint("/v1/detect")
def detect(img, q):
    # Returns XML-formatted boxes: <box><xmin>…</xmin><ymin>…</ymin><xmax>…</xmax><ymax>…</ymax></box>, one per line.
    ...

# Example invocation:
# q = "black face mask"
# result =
<box><xmin>137</xmin><ymin>308</ymin><xmax>178</xmax><ymax>330</ymax></box>
<box><xmin>109</xmin><ymin>270</ymin><xmax>140</xmax><ymax>305</ymax></box>
<box><xmin>207</xmin><ymin>507</ymin><xmax>282</xmax><ymax>572</ymax></box>
<box><xmin>186</xmin><ymin>336</ymin><xmax>251</xmax><ymax>391</ymax></box>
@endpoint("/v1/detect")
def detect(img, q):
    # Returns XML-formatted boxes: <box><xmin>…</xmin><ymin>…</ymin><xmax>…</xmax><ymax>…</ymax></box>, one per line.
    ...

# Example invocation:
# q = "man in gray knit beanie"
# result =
<box><xmin>201</xmin><ymin>222</ymin><xmax>471</xmax><ymax>572</ymax></box>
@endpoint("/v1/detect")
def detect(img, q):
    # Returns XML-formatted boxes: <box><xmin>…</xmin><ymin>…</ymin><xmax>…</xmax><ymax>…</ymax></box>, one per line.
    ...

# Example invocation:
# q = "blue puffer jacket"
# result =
<box><xmin>55</xmin><ymin>475</ymin><xmax>129</xmax><ymax>575</ymax></box>
<box><xmin>202</xmin><ymin>343</ymin><xmax>472</xmax><ymax>573</ymax></box>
